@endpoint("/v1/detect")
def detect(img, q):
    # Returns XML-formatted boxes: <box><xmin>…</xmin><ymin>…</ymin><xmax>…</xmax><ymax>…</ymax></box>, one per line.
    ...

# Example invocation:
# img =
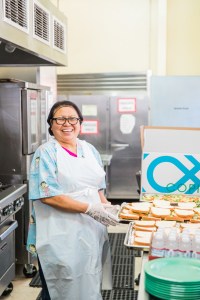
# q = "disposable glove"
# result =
<box><xmin>103</xmin><ymin>203</ymin><xmax>120</xmax><ymax>216</ymax></box>
<box><xmin>85</xmin><ymin>203</ymin><xmax>119</xmax><ymax>226</ymax></box>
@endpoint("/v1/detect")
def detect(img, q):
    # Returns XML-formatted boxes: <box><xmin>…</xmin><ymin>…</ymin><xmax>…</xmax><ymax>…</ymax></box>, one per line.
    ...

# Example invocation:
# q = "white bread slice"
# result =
<box><xmin>134</xmin><ymin>231</ymin><xmax>153</xmax><ymax>238</ymax></box>
<box><xmin>141</xmin><ymin>215</ymin><xmax>162</xmax><ymax>221</ymax></box>
<box><xmin>153</xmin><ymin>199</ymin><xmax>172</xmax><ymax>209</ymax></box>
<box><xmin>123</xmin><ymin>204</ymin><xmax>136</xmax><ymax>210</ymax></box>
<box><xmin>151</xmin><ymin>207</ymin><xmax>171</xmax><ymax>218</ymax></box>
<box><xmin>164</xmin><ymin>215</ymin><xmax>184</xmax><ymax>222</ymax></box>
<box><xmin>134</xmin><ymin>220</ymin><xmax>155</xmax><ymax>227</ymax></box>
<box><xmin>174</xmin><ymin>209</ymin><xmax>194</xmax><ymax>218</ymax></box>
<box><xmin>189</xmin><ymin>219</ymin><xmax>200</xmax><ymax>223</ymax></box>
<box><xmin>155</xmin><ymin>220</ymin><xmax>176</xmax><ymax>228</ymax></box>
<box><xmin>133</xmin><ymin>225</ymin><xmax>157</xmax><ymax>232</ymax></box>
<box><xmin>131</xmin><ymin>203</ymin><xmax>151</xmax><ymax>214</ymax></box>
<box><xmin>194</xmin><ymin>208</ymin><xmax>200</xmax><ymax>215</ymax></box>
<box><xmin>119</xmin><ymin>212</ymin><xmax>139</xmax><ymax>220</ymax></box>
<box><xmin>134</xmin><ymin>236</ymin><xmax>151</xmax><ymax>246</ymax></box>
<box><xmin>178</xmin><ymin>202</ymin><xmax>196</xmax><ymax>210</ymax></box>
<box><xmin>180</xmin><ymin>223</ymin><xmax>200</xmax><ymax>229</ymax></box>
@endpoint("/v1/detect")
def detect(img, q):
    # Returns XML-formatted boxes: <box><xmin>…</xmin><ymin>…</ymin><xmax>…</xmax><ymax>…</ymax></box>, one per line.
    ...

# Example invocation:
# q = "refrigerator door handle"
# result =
<box><xmin>110</xmin><ymin>143</ymin><xmax>129</xmax><ymax>151</ymax></box>
<box><xmin>111</xmin><ymin>143</ymin><xmax>129</xmax><ymax>147</ymax></box>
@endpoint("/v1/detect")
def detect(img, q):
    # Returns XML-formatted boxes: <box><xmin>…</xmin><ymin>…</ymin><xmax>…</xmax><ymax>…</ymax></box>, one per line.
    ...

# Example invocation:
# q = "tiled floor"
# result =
<box><xmin>0</xmin><ymin>223</ymin><xmax>141</xmax><ymax>300</ymax></box>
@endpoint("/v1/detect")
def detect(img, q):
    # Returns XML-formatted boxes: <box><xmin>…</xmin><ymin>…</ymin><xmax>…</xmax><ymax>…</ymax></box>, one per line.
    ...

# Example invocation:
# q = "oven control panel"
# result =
<box><xmin>0</xmin><ymin>197</ymin><xmax>24</xmax><ymax>223</ymax></box>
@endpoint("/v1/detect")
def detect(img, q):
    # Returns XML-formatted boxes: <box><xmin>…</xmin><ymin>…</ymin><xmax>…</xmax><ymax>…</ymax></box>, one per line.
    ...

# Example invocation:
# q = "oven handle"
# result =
<box><xmin>0</xmin><ymin>221</ymin><xmax>18</xmax><ymax>242</ymax></box>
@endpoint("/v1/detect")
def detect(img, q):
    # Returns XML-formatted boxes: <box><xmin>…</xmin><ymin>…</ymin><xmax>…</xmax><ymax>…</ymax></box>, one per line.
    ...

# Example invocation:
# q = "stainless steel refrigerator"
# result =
<box><xmin>68</xmin><ymin>94</ymin><xmax>148</xmax><ymax>200</ymax></box>
<box><xmin>0</xmin><ymin>79</ymin><xmax>50</xmax><ymax>275</ymax></box>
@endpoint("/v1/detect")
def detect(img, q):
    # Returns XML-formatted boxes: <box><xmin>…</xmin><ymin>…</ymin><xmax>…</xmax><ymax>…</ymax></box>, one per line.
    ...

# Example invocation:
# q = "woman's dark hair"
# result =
<box><xmin>47</xmin><ymin>100</ymin><xmax>83</xmax><ymax>136</ymax></box>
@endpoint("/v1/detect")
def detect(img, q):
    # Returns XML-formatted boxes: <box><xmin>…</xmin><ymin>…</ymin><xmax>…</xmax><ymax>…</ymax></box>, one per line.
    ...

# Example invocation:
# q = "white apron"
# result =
<box><xmin>34</xmin><ymin>140</ymin><xmax>112</xmax><ymax>300</ymax></box>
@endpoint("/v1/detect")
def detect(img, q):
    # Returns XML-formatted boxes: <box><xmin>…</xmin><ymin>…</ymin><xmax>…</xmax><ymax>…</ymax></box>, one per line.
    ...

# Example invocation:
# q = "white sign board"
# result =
<box><xmin>141</xmin><ymin>152</ymin><xmax>200</xmax><ymax>195</ymax></box>
<box><xmin>81</xmin><ymin>120</ymin><xmax>98</xmax><ymax>134</ymax></box>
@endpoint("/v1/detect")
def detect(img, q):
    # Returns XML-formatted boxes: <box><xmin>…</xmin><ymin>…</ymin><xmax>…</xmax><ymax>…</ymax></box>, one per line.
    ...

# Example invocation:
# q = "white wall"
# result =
<box><xmin>56</xmin><ymin>0</ymin><xmax>150</xmax><ymax>74</ymax></box>
<box><xmin>53</xmin><ymin>0</ymin><xmax>200</xmax><ymax>76</ymax></box>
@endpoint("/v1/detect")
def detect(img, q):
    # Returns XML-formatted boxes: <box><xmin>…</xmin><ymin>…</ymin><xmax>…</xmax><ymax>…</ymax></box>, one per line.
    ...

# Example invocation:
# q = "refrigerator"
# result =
<box><xmin>68</xmin><ymin>94</ymin><xmax>149</xmax><ymax>200</ymax></box>
<box><xmin>0</xmin><ymin>79</ymin><xmax>50</xmax><ymax>275</ymax></box>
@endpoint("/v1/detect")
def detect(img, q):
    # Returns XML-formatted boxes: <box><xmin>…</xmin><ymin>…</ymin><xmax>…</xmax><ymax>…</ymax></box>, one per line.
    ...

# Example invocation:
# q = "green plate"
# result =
<box><xmin>145</xmin><ymin>280</ymin><xmax>200</xmax><ymax>295</ymax></box>
<box><xmin>144</xmin><ymin>257</ymin><xmax>200</xmax><ymax>283</ymax></box>
<box><xmin>146</xmin><ymin>285</ymin><xmax>200</xmax><ymax>300</ymax></box>
<box><xmin>145</xmin><ymin>273</ymin><xmax>200</xmax><ymax>287</ymax></box>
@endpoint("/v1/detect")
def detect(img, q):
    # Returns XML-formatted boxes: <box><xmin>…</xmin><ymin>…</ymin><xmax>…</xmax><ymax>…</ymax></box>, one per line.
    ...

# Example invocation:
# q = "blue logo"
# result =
<box><xmin>145</xmin><ymin>154</ymin><xmax>200</xmax><ymax>194</ymax></box>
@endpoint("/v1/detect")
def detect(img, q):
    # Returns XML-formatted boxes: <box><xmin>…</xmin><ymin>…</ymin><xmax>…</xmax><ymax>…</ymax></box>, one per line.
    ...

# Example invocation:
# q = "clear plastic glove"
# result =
<box><xmin>103</xmin><ymin>203</ymin><xmax>121</xmax><ymax>216</ymax></box>
<box><xmin>85</xmin><ymin>203</ymin><xmax>119</xmax><ymax>226</ymax></box>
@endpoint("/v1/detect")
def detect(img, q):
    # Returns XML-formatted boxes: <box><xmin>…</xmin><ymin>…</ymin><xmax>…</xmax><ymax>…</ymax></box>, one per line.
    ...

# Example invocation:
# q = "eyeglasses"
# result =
<box><xmin>52</xmin><ymin>117</ymin><xmax>80</xmax><ymax>125</ymax></box>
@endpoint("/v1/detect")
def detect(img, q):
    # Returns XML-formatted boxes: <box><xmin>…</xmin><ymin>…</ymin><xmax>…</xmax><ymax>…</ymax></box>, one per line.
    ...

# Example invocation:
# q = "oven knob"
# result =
<box><xmin>3</xmin><ymin>207</ymin><xmax>9</xmax><ymax>216</ymax></box>
<box><xmin>8</xmin><ymin>205</ymin><xmax>14</xmax><ymax>214</ymax></box>
<box><xmin>19</xmin><ymin>197</ymin><xmax>24</xmax><ymax>205</ymax></box>
<box><xmin>14</xmin><ymin>199</ymin><xmax>20</xmax><ymax>209</ymax></box>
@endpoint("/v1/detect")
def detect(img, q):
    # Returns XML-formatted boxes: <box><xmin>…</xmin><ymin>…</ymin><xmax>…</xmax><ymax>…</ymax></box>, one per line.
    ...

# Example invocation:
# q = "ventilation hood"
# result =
<box><xmin>0</xmin><ymin>0</ymin><xmax>67</xmax><ymax>66</ymax></box>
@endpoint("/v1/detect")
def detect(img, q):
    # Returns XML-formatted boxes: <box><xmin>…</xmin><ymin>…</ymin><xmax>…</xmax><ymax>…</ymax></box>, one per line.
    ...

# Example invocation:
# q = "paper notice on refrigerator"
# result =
<box><xmin>82</xmin><ymin>104</ymin><xmax>97</xmax><ymax>116</ymax></box>
<box><xmin>120</xmin><ymin>114</ymin><xmax>135</xmax><ymax>134</ymax></box>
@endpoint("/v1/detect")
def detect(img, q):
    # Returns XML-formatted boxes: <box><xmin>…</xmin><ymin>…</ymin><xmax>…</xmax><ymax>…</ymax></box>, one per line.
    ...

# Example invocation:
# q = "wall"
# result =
<box><xmin>53</xmin><ymin>0</ymin><xmax>200</xmax><ymax>76</ymax></box>
<box><xmin>167</xmin><ymin>0</ymin><xmax>200</xmax><ymax>75</ymax></box>
<box><xmin>56</xmin><ymin>0</ymin><xmax>150</xmax><ymax>74</ymax></box>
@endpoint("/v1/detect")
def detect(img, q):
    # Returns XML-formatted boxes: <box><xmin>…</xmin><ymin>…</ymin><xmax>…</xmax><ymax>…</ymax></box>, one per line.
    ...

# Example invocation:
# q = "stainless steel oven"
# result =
<box><xmin>0</xmin><ymin>79</ymin><xmax>50</xmax><ymax>274</ymax></box>
<box><xmin>0</xmin><ymin>183</ymin><xmax>26</xmax><ymax>296</ymax></box>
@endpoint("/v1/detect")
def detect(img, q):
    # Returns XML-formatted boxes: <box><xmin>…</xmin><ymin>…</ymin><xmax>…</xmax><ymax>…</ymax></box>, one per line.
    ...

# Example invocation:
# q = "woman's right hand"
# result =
<box><xmin>85</xmin><ymin>203</ymin><xmax>119</xmax><ymax>226</ymax></box>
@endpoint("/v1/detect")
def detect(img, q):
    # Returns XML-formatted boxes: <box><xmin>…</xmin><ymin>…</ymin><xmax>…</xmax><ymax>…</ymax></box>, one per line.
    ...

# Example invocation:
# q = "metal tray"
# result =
<box><xmin>124</xmin><ymin>221</ymin><xmax>150</xmax><ymax>250</ymax></box>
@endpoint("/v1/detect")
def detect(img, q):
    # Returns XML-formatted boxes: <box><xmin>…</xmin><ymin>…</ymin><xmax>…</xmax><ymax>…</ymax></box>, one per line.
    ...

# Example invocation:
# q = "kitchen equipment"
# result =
<box><xmin>0</xmin><ymin>183</ymin><xmax>26</xmax><ymax>296</ymax></box>
<box><xmin>57</xmin><ymin>72</ymin><xmax>149</xmax><ymax>200</ymax></box>
<box><xmin>0</xmin><ymin>0</ymin><xmax>67</xmax><ymax>66</ymax></box>
<box><xmin>67</xmin><ymin>94</ymin><xmax>148</xmax><ymax>200</ymax></box>
<box><xmin>0</xmin><ymin>79</ymin><xmax>50</xmax><ymax>275</ymax></box>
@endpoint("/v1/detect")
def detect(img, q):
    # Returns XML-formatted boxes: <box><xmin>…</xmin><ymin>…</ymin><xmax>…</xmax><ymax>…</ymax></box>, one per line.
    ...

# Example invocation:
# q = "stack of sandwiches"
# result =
<box><xmin>132</xmin><ymin>220</ymin><xmax>176</xmax><ymax>247</ymax></box>
<box><xmin>119</xmin><ymin>199</ymin><xmax>200</xmax><ymax>223</ymax></box>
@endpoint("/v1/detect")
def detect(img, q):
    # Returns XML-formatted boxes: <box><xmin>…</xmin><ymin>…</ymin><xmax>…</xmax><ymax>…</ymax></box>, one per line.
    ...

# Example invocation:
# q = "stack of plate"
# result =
<box><xmin>144</xmin><ymin>257</ymin><xmax>200</xmax><ymax>300</ymax></box>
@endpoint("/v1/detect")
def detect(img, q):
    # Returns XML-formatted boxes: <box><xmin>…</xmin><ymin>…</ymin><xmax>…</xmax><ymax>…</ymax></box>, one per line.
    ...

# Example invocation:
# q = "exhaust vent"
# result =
<box><xmin>33</xmin><ymin>1</ymin><xmax>50</xmax><ymax>44</ymax></box>
<box><xmin>57</xmin><ymin>73</ymin><xmax>148</xmax><ymax>93</ymax></box>
<box><xmin>53</xmin><ymin>17</ymin><xmax>65</xmax><ymax>52</ymax></box>
<box><xmin>3</xmin><ymin>0</ymin><xmax>28</xmax><ymax>32</ymax></box>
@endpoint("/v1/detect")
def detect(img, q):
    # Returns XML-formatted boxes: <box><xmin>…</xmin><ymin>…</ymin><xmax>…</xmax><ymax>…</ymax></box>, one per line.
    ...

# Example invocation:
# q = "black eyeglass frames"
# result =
<box><xmin>52</xmin><ymin>117</ymin><xmax>81</xmax><ymax>125</ymax></box>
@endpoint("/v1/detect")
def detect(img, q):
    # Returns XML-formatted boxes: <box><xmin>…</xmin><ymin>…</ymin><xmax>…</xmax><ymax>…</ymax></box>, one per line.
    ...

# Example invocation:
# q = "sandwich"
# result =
<box><xmin>133</xmin><ymin>236</ymin><xmax>152</xmax><ymax>246</ymax></box>
<box><xmin>134</xmin><ymin>231</ymin><xmax>153</xmax><ymax>238</ymax></box>
<box><xmin>141</xmin><ymin>215</ymin><xmax>162</xmax><ymax>221</ymax></box>
<box><xmin>151</xmin><ymin>207</ymin><xmax>171</xmax><ymax>218</ymax></box>
<box><xmin>174</xmin><ymin>209</ymin><xmax>194</xmax><ymax>220</ymax></box>
<box><xmin>130</xmin><ymin>202</ymin><xmax>151</xmax><ymax>214</ymax></box>
<box><xmin>133</xmin><ymin>225</ymin><xmax>157</xmax><ymax>232</ymax></box>
<box><xmin>119</xmin><ymin>212</ymin><xmax>140</xmax><ymax>220</ymax></box>
<box><xmin>177</xmin><ymin>202</ymin><xmax>196</xmax><ymax>210</ymax></box>
<box><xmin>155</xmin><ymin>220</ymin><xmax>176</xmax><ymax>228</ymax></box>
<box><xmin>153</xmin><ymin>199</ymin><xmax>173</xmax><ymax>209</ymax></box>
<box><xmin>134</xmin><ymin>220</ymin><xmax>156</xmax><ymax>227</ymax></box>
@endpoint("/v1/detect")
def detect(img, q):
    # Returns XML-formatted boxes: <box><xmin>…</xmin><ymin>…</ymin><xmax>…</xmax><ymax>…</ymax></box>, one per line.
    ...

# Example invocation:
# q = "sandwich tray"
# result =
<box><xmin>117</xmin><ymin>201</ymin><xmax>152</xmax><ymax>222</ymax></box>
<box><xmin>124</xmin><ymin>221</ymin><xmax>151</xmax><ymax>250</ymax></box>
<box><xmin>141</xmin><ymin>193</ymin><xmax>200</xmax><ymax>205</ymax></box>
<box><xmin>117</xmin><ymin>202</ymin><xmax>137</xmax><ymax>222</ymax></box>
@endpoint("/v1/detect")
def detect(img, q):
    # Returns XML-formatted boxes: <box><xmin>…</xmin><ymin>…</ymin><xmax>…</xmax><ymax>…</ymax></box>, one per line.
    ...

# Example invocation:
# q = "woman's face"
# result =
<box><xmin>51</xmin><ymin>106</ymin><xmax>81</xmax><ymax>144</ymax></box>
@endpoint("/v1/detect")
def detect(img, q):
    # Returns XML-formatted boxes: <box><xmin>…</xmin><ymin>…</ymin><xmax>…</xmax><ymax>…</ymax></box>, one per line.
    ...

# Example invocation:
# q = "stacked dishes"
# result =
<box><xmin>144</xmin><ymin>257</ymin><xmax>200</xmax><ymax>300</ymax></box>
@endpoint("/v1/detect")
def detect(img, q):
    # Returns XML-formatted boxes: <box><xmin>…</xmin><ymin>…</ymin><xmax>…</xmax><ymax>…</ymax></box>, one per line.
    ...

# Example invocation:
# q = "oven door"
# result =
<box><xmin>0</xmin><ymin>218</ymin><xmax>18</xmax><ymax>295</ymax></box>
<box><xmin>22</xmin><ymin>89</ymin><xmax>40</xmax><ymax>155</ymax></box>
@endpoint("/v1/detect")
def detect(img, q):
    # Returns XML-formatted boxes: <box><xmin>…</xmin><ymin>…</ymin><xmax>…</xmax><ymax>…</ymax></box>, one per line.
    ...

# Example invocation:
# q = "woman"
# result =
<box><xmin>27</xmin><ymin>100</ymin><xmax>119</xmax><ymax>300</ymax></box>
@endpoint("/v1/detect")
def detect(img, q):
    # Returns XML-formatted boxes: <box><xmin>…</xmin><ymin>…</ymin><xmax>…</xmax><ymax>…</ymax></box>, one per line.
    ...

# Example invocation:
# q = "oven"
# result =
<box><xmin>0</xmin><ymin>183</ymin><xmax>26</xmax><ymax>296</ymax></box>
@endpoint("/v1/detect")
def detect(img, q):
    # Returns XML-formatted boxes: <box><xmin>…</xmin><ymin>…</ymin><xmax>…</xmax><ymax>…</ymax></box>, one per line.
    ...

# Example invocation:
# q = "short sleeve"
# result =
<box><xmin>29</xmin><ymin>142</ymin><xmax>64</xmax><ymax>200</ymax></box>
